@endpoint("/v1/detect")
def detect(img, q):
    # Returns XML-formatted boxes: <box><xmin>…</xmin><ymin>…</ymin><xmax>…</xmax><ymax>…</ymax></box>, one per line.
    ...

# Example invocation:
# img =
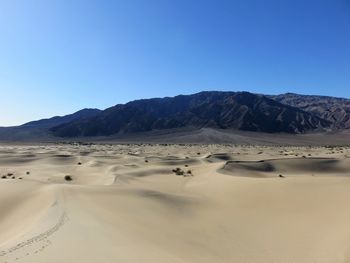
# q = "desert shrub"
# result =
<box><xmin>64</xmin><ymin>175</ymin><xmax>73</xmax><ymax>181</ymax></box>
<box><xmin>172</xmin><ymin>167</ymin><xmax>193</xmax><ymax>177</ymax></box>
<box><xmin>172</xmin><ymin>168</ymin><xmax>184</xmax><ymax>176</ymax></box>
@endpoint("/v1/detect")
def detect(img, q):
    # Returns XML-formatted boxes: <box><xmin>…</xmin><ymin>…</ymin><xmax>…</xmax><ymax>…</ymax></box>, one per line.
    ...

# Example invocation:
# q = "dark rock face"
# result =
<box><xmin>21</xmin><ymin>108</ymin><xmax>101</xmax><ymax>129</ymax></box>
<box><xmin>0</xmin><ymin>109</ymin><xmax>101</xmax><ymax>141</ymax></box>
<box><xmin>269</xmin><ymin>93</ymin><xmax>350</xmax><ymax>129</ymax></box>
<box><xmin>50</xmin><ymin>91</ymin><xmax>331</xmax><ymax>137</ymax></box>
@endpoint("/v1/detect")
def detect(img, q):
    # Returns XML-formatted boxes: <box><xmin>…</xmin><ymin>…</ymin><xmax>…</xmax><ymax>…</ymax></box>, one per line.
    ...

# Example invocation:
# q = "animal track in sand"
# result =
<box><xmin>0</xmin><ymin>212</ymin><xmax>68</xmax><ymax>259</ymax></box>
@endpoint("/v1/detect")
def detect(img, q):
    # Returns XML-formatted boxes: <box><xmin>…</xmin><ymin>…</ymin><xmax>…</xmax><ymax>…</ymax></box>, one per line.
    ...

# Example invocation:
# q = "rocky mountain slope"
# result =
<box><xmin>270</xmin><ymin>93</ymin><xmax>350</xmax><ymax>129</ymax></box>
<box><xmin>21</xmin><ymin>109</ymin><xmax>101</xmax><ymax>129</ymax></box>
<box><xmin>0</xmin><ymin>109</ymin><xmax>100</xmax><ymax>141</ymax></box>
<box><xmin>50</xmin><ymin>91</ymin><xmax>331</xmax><ymax>137</ymax></box>
<box><xmin>3</xmin><ymin>91</ymin><xmax>350</xmax><ymax>141</ymax></box>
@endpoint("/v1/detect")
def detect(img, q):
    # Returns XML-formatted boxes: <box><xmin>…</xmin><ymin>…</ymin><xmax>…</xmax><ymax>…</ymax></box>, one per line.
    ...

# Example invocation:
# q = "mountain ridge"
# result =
<box><xmin>2</xmin><ymin>90</ymin><xmax>350</xmax><ymax>141</ymax></box>
<box><xmin>21</xmin><ymin>108</ymin><xmax>101</xmax><ymax>129</ymax></box>
<box><xmin>269</xmin><ymin>93</ymin><xmax>350</xmax><ymax>129</ymax></box>
<box><xmin>50</xmin><ymin>91</ymin><xmax>331</xmax><ymax>137</ymax></box>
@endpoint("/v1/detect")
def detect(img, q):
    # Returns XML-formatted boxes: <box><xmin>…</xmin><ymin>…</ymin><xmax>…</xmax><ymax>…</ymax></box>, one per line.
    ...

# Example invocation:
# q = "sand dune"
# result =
<box><xmin>220</xmin><ymin>157</ymin><xmax>350</xmax><ymax>177</ymax></box>
<box><xmin>1</xmin><ymin>144</ymin><xmax>350</xmax><ymax>262</ymax></box>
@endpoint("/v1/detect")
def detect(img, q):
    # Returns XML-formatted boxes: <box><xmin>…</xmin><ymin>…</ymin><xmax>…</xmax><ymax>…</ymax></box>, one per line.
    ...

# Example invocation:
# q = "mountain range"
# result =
<box><xmin>0</xmin><ymin>91</ymin><xmax>349</xmax><ymax>141</ymax></box>
<box><xmin>269</xmin><ymin>93</ymin><xmax>350</xmax><ymax>129</ymax></box>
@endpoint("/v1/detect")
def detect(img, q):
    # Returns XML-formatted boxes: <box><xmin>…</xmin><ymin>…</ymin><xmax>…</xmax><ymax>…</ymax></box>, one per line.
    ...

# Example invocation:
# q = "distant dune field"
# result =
<box><xmin>1</xmin><ymin>143</ymin><xmax>350</xmax><ymax>262</ymax></box>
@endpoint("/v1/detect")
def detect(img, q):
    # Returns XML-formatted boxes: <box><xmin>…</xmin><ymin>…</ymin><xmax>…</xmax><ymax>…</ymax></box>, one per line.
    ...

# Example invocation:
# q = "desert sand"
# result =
<box><xmin>1</xmin><ymin>143</ymin><xmax>350</xmax><ymax>263</ymax></box>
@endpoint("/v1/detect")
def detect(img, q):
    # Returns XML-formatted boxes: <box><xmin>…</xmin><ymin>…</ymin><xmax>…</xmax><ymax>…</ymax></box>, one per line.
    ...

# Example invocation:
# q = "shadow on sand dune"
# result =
<box><xmin>219</xmin><ymin>158</ymin><xmax>350</xmax><ymax>177</ymax></box>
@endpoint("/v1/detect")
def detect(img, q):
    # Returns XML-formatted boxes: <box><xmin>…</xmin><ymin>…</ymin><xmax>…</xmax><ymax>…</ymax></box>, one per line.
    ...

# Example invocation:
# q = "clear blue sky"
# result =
<box><xmin>1</xmin><ymin>0</ymin><xmax>350</xmax><ymax>126</ymax></box>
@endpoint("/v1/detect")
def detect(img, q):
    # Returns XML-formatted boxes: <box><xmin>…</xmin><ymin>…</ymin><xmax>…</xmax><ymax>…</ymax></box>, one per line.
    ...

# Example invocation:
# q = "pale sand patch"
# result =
<box><xmin>0</xmin><ymin>144</ymin><xmax>350</xmax><ymax>262</ymax></box>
